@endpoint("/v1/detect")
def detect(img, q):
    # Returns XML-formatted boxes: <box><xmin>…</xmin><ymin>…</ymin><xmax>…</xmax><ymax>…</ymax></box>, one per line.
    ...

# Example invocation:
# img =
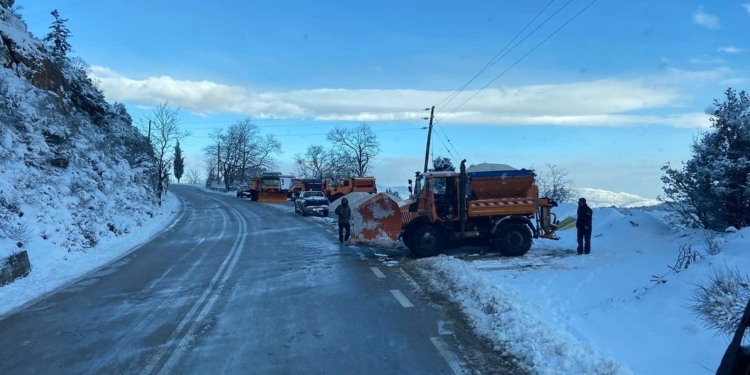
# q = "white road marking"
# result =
<box><xmin>370</xmin><ymin>267</ymin><xmax>386</xmax><ymax>278</ymax></box>
<box><xmin>156</xmin><ymin>200</ymin><xmax>249</xmax><ymax>375</ymax></box>
<box><xmin>429</xmin><ymin>337</ymin><xmax>465</xmax><ymax>375</ymax></box>
<box><xmin>390</xmin><ymin>289</ymin><xmax>414</xmax><ymax>308</ymax></box>
<box><xmin>140</xmin><ymin>198</ymin><xmax>246</xmax><ymax>375</ymax></box>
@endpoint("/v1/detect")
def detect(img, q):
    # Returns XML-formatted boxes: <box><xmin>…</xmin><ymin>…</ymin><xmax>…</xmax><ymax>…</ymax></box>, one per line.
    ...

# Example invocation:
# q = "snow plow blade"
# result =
<box><xmin>344</xmin><ymin>193</ymin><xmax>402</xmax><ymax>243</ymax></box>
<box><xmin>257</xmin><ymin>191</ymin><xmax>288</xmax><ymax>204</ymax></box>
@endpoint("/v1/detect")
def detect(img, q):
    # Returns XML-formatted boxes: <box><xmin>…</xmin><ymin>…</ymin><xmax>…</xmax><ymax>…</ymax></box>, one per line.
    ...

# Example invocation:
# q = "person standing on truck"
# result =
<box><xmin>576</xmin><ymin>197</ymin><xmax>593</xmax><ymax>255</ymax></box>
<box><xmin>335</xmin><ymin>197</ymin><xmax>351</xmax><ymax>244</ymax></box>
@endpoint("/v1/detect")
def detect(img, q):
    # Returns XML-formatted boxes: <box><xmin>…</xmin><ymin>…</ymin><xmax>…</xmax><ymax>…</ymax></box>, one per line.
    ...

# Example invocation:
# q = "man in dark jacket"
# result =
<box><xmin>576</xmin><ymin>197</ymin><xmax>593</xmax><ymax>255</ymax></box>
<box><xmin>335</xmin><ymin>197</ymin><xmax>352</xmax><ymax>243</ymax></box>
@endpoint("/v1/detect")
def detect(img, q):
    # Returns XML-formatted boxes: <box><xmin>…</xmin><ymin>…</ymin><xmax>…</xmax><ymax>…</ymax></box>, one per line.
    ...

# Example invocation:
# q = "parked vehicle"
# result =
<box><xmin>294</xmin><ymin>191</ymin><xmax>329</xmax><ymax>217</ymax></box>
<box><xmin>236</xmin><ymin>185</ymin><xmax>252</xmax><ymax>198</ymax></box>
<box><xmin>322</xmin><ymin>177</ymin><xmax>377</xmax><ymax>202</ymax></box>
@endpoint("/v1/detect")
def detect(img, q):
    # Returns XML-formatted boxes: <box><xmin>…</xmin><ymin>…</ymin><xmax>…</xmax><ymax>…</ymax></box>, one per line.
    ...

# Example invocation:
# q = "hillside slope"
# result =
<box><xmin>0</xmin><ymin>7</ymin><xmax>167</xmax><ymax>274</ymax></box>
<box><xmin>576</xmin><ymin>187</ymin><xmax>660</xmax><ymax>208</ymax></box>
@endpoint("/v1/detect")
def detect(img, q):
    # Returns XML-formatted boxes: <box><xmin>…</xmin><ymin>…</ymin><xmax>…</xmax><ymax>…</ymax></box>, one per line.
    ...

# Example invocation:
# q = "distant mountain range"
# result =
<box><xmin>575</xmin><ymin>188</ymin><xmax>661</xmax><ymax>208</ymax></box>
<box><xmin>376</xmin><ymin>184</ymin><xmax>660</xmax><ymax>208</ymax></box>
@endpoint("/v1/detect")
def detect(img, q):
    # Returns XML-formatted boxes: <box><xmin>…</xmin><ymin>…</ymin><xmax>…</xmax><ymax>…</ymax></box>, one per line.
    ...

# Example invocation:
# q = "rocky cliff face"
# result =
<box><xmin>0</xmin><ymin>4</ymin><xmax>161</xmax><ymax>257</ymax></box>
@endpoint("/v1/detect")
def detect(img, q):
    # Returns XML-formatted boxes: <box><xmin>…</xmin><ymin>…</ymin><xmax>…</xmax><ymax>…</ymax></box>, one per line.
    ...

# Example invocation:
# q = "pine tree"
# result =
<box><xmin>660</xmin><ymin>88</ymin><xmax>750</xmax><ymax>229</ymax></box>
<box><xmin>173</xmin><ymin>140</ymin><xmax>185</xmax><ymax>184</ymax></box>
<box><xmin>44</xmin><ymin>9</ymin><xmax>72</xmax><ymax>60</ymax></box>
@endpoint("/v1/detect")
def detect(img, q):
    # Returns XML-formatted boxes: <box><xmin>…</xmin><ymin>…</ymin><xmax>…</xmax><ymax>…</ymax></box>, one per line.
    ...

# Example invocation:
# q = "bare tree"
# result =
<box><xmin>202</xmin><ymin>118</ymin><xmax>281</xmax><ymax>190</ymax></box>
<box><xmin>326</xmin><ymin>122</ymin><xmax>380</xmax><ymax>177</ymax></box>
<box><xmin>185</xmin><ymin>169</ymin><xmax>201</xmax><ymax>184</ymax></box>
<box><xmin>294</xmin><ymin>145</ymin><xmax>332</xmax><ymax>178</ymax></box>
<box><xmin>533</xmin><ymin>163</ymin><xmax>575</xmax><ymax>203</ymax></box>
<box><xmin>140</xmin><ymin>102</ymin><xmax>190</xmax><ymax>205</ymax></box>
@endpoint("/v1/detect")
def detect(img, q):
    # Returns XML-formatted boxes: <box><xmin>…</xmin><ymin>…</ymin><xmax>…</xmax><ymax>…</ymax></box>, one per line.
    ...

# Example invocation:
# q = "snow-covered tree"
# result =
<box><xmin>660</xmin><ymin>88</ymin><xmax>750</xmax><ymax>230</ymax></box>
<box><xmin>533</xmin><ymin>164</ymin><xmax>576</xmax><ymax>203</ymax></box>
<box><xmin>432</xmin><ymin>156</ymin><xmax>455</xmax><ymax>171</ymax></box>
<box><xmin>173</xmin><ymin>140</ymin><xmax>184</xmax><ymax>183</ymax></box>
<box><xmin>44</xmin><ymin>9</ymin><xmax>72</xmax><ymax>60</ymax></box>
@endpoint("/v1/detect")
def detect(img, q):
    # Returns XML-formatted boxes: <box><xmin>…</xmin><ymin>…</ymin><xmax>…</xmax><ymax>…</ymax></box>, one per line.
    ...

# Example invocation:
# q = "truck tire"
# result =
<box><xmin>409</xmin><ymin>225</ymin><xmax>443</xmax><ymax>258</ymax></box>
<box><xmin>493</xmin><ymin>223</ymin><xmax>532</xmax><ymax>256</ymax></box>
<box><xmin>323</xmin><ymin>210</ymin><xmax>329</xmax><ymax>217</ymax></box>
<box><xmin>330</xmin><ymin>194</ymin><xmax>344</xmax><ymax>203</ymax></box>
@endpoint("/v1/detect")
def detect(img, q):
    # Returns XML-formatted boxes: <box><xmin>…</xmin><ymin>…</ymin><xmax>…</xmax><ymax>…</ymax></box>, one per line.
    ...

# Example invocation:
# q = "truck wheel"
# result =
<box><xmin>302</xmin><ymin>209</ymin><xmax>307</xmax><ymax>217</ymax></box>
<box><xmin>330</xmin><ymin>194</ymin><xmax>344</xmax><ymax>203</ymax></box>
<box><xmin>493</xmin><ymin>223</ymin><xmax>532</xmax><ymax>256</ymax></box>
<box><xmin>409</xmin><ymin>225</ymin><xmax>443</xmax><ymax>258</ymax></box>
<box><xmin>323</xmin><ymin>210</ymin><xmax>329</xmax><ymax>217</ymax></box>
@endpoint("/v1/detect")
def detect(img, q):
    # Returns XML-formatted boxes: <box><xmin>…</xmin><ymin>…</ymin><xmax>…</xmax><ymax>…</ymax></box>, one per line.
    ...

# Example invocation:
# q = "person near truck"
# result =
<box><xmin>576</xmin><ymin>197</ymin><xmax>593</xmax><ymax>255</ymax></box>
<box><xmin>335</xmin><ymin>197</ymin><xmax>351</xmax><ymax>244</ymax></box>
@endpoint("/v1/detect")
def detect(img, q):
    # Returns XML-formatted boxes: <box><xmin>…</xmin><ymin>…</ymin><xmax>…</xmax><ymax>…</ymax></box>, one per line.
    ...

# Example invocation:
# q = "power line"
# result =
<box><xmin>178</xmin><ymin>117</ymin><xmax>422</xmax><ymax>126</ymax></box>
<box><xmin>435</xmin><ymin>0</ymin><xmax>598</xmax><ymax>125</ymax></box>
<box><xmin>433</xmin><ymin>0</ymin><xmax>557</xmax><ymax>113</ymax></box>
<box><xmin>430</xmin><ymin>0</ymin><xmax>564</xmax><ymax>160</ymax></box>
<box><xmin>177</xmin><ymin>126</ymin><xmax>426</xmax><ymax>146</ymax></box>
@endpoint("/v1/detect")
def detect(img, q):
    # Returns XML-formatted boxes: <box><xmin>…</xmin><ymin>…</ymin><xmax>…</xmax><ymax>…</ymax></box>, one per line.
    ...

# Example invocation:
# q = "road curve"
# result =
<box><xmin>0</xmin><ymin>186</ymin><xmax>469</xmax><ymax>375</ymax></box>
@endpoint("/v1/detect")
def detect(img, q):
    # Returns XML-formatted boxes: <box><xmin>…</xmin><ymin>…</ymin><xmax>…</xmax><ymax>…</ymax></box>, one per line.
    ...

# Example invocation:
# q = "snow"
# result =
<box><xmin>575</xmin><ymin>187</ymin><xmax>661</xmax><ymax>208</ymax></box>
<box><xmin>413</xmin><ymin>204</ymin><xmax>750</xmax><ymax>375</ymax></box>
<box><xmin>0</xmin><ymin>192</ymin><xmax>180</xmax><ymax>317</ymax></box>
<box><xmin>0</xmin><ymin>11</ymin><xmax>181</xmax><ymax>316</ymax></box>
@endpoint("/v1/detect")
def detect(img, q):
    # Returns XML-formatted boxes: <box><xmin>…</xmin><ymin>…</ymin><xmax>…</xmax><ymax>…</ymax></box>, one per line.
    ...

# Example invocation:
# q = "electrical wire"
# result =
<box><xmin>435</xmin><ymin>0</ymin><xmax>598</xmax><ymax>125</ymax></box>
<box><xmin>433</xmin><ymin>0</ymin><xmax>557</xmax><ymax>113</ymax></box>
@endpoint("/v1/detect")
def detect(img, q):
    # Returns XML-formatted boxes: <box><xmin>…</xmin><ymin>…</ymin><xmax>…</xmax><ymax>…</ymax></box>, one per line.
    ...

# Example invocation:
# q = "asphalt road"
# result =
<box><xmin>0</xmin><ymin>186</ymin><xmax>477</xmax><ymax>375</ymax></box>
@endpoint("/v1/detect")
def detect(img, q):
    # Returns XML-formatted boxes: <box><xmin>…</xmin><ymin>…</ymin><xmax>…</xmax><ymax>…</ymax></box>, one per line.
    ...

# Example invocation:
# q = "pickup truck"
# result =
<box><xmin>294</xmin><ymin>191</ymin><xmax>329</xmax><ymax>217</ymax></box>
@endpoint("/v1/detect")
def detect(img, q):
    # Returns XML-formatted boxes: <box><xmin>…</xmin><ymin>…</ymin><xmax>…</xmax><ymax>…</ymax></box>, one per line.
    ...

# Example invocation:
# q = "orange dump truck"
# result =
<box><xmin>349</xmin><ymin>160</ymin><xmax>559</xmax><ymax>257</ymax></box>
<box><xmin>323</xmin><ymin>177</ymin><xmax>377</xmax><ymax>202</ymax></box>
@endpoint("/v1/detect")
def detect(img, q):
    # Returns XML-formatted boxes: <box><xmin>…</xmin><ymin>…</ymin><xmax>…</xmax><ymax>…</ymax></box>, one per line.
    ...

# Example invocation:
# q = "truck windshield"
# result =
<box><xmin>262</xmin><ymin>177</ymin><xmax>280</xmax><ymax>185</ymax></box>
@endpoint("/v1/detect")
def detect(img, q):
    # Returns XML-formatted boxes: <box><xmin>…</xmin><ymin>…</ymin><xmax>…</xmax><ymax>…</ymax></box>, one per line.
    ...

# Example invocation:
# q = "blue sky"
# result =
<box><xmin>19</xmin><ymin>0</ymin><xmax>750</xmax><ymax>198</ymax></box>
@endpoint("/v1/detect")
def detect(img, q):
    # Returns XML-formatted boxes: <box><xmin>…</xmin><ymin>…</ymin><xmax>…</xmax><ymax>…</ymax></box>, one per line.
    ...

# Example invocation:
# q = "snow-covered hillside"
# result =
<box><xmin>413</xmin><ymin>203</ymin><xmax>749</xmax><ymax>375</ymax></box>
<box><xmin>0</xmin><ymin>5</ymin><xmax>174</xmax><ymax>310</ymax></box>
<box><xmin>575</xmin><ymin>187</ymin><xmax>660</xmax><ymax>208</ymax></box>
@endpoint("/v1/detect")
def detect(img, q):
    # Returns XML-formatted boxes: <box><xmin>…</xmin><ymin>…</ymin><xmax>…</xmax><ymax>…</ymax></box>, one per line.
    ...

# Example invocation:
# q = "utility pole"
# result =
<box><xmin>147</xmin><ymin>120</ymin><xmax>151</xmax><ymax>142</ymax></box>
<box><xmin>217</xmin><ymin>142</ymin><xmax>221</xmax><ymax>185</ymax></box>
<box><xmin>423</xmin><ymin>106</ymin><xmax>435</xmax><ymax>173</ymax></box>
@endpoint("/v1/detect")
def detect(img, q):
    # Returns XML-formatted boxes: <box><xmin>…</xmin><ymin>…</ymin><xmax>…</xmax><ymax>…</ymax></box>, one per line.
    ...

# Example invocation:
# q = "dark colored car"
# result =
<box><xmin>236</xmin><ymin>185</ymin><xmax>252</xmax><ymax>198</ymax></box>
<box><xmin>294</xmin><ymin>191</ymin><xmax>329</xmax><ymax>217</ymax></box>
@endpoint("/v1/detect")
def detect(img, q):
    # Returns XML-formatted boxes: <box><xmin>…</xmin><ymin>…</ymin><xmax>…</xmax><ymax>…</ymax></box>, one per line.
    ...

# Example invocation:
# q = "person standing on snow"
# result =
<box><xmin>576</xmin><ymin>197</ymin><xmax>593</xmax><ymax>255</ymax></box>
<box><xmin>335</xmin><ymin>197</ymin><xmax>351</xmax><ymax>244</ymax></box>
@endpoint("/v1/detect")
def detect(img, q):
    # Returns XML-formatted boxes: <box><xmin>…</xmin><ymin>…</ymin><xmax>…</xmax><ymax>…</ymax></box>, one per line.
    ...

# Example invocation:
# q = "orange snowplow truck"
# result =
<box><xmin>249</xmin><ymin>172</ymin><xmax>288</xmax><ymax>203</ymax></box>
<box><xmin>323</xmin><ymin>177</ymin><xmax>377</xmax><ymax>202</ymax></box>
<box><xmin>381</xmin><ymin>160</ymin><xmax>559</xmax><ymax>258</ymax></box>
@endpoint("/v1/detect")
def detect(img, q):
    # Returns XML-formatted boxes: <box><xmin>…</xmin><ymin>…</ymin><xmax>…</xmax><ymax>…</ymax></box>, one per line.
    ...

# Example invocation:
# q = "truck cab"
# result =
<box><xmin>399</xmin><ymin>160</ymin><xmax>559</xmax><ymax>257</ymax></box>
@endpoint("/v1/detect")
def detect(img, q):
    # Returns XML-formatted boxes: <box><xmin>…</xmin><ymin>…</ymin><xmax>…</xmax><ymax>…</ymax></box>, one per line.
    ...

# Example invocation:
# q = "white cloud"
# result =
<box><xmin>718</xmin><ymin>46</ymin><xmax>743</xmax><ymax>53</ymax></box>
<box><xmin>693</xmin><ymin>7</ymin><xmax>720</xmax><ymax>29</ymax></box>
<box><xmin>689</xmin><ymin>57</ymin><xmax>724</xmax><ymax>64</ymax></box>
<box><xmin>88</xmin><ymin>66</ymin><xmax>733</xmax><ymax>130</ymax></box>
<box><xmin>743</xmin><ymin>3</ymin><xmax>750</xmax><ymax>13</ymax></box>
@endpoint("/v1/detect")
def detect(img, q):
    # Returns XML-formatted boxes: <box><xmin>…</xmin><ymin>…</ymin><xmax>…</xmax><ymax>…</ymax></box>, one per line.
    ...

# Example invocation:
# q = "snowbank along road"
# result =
<box><xmin>0</xmin><ymin>185</ymin><xmax>514</xmax><ymax>375</ymax></box>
